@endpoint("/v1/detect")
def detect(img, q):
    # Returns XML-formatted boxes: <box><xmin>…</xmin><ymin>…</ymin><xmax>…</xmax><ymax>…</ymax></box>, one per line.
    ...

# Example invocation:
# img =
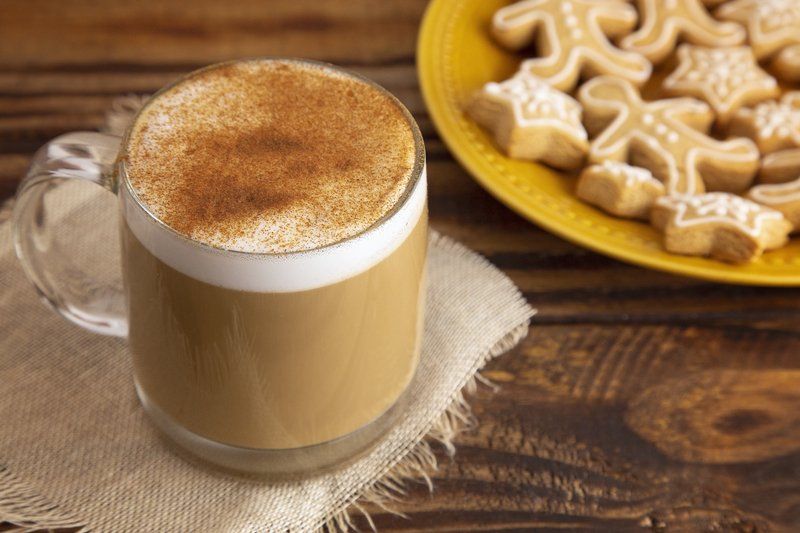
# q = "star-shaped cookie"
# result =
<box><xmin>651</xmin><ymin>193</ymin><xmax>791</xmax><ymax>262</ymax></box>
<box><xmin>729</xmin><ymin>92</ymin><xmax>800</xmax><ymax>154</ymax></box>
<box><xmin>578</xmin><ymin>76</ymin><xmax>760</xmax><ymax>195</ymax></box>
<box><xmin>576</xmin><ymin>161</ymin><xmax>665</xmax><ymax>219</ymax></box>
<box><xmin>621</xmin><ymin>0</ymin><xmax>745</xmax><ymax>64</ymax></box>
<box><xmin>467</xmin><ymin>69</ymin><xmax>588</xmax><ymax>170</ymax></box>
<box><xmin>663</xmin><ymin>45</ymin><xmax>779</xmax><ymax>125</ymax></box>
<box><xmin>491</xmin><ymin>0</ymin><xmax>652</xmax><ymax>91</ymax></box>
<box><xmin>716</xmin><ymin>0</ymin><xmax>800</xmax><ymax>60</ymax></box>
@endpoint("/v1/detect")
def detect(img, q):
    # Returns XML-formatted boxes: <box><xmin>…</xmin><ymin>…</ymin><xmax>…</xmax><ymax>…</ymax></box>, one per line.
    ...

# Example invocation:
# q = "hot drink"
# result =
<box><xmin>14</xmin><ymin>58</ymin><xmax>427</xmax><ymax>474</ymax></box>
<box><xmin>121</xmin><ymin>59</ymin><xmax>428</xmax><ymax>468</ymax></box>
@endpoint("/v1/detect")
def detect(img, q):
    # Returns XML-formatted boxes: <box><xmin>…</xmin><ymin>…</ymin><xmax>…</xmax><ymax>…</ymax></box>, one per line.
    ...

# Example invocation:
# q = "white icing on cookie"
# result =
<box><xmin>749</xmin><ymin>178</ymin><xmax>800</xmax><ymax>204</ymax></box>
<box><xmin>740</xmin><ymin>92</ymin><xmax>800</xmax><ymax>144</ymax></box>
<box><xmin>482</xmin><ymin>70</ymin><xmax>587</xmax><ymax>140</ymax></box>
<box><xmin>716</xmin><ymin>0</ymin><xmax>800</xmax><ymax>59</ymax></box>
<box><xmin>663</xmin><ymin>45</ymin><xmax>777</xmax><ymax>114</ymax></box>
<box><xmin>621</xmin><ymin>0</ymin><xmax>744</xmax><ymax>62</ymax></box>
<box><xmin>492</xmin><ymin>0</ymin><xmax>652</xmax><ymax>90</ymax></box>
<box><xmin>579</xmin><ymin>76</ymin><xmax>759</xmax><ymax>195</ymax></box>
<box><xmin>656</xmin><ymin>193</ymin><xmax>784</xmax><ymax>237</ymax></box>
<box><xmin>600</xmin><ymin>160</ymin><xmax>660</xmax><ymax>187</ymax></box>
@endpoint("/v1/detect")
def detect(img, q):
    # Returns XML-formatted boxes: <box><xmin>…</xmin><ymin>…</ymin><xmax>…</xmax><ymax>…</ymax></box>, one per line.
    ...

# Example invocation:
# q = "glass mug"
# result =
<box><xmin>12</xmin><ymin>59</ymin><xmax>428</xmax><ymax>475</ymax></box>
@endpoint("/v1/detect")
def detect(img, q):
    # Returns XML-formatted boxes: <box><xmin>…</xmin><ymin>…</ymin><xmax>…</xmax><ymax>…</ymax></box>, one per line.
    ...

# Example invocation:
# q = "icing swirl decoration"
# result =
<box><xmin>491</xmin><ymin>0</ymin><xmax>652</xmax><ymax>91</ymax></box>
<box><xmin>748</xmin><ymin>177</ymin><xmax>800</xmax><ymax>228</ymax></box>
<box><xmin>578</xmin><ymin>76</ymin><xmax>760</xmax><ymax>195</ymax></box>
<box><xmin>760</xmin><ymin>148</ymin><xmax>800</xmax><ymax>184</ymax></box>
<box><xmin>621</xmin><ymin>0</ymin><xmax>745</xmax><ymax>64</ymax></box>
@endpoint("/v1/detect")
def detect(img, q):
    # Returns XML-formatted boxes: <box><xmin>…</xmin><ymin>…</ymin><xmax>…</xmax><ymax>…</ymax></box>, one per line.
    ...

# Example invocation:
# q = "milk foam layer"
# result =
<box><xmin>121</xmin><ymin>169</ymin><xmax>426</xmax><ymax>292</ymax></box>
<box><xmin>124</xmin><ymin>59</ymin><xmax>420</xmax><ymax>254</ymax></box>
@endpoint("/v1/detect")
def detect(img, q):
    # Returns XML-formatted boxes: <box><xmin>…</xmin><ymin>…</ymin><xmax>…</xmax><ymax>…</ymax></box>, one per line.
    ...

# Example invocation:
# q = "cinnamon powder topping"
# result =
<box><xmin>125</xmin><ymin>60</ymin><xmax>418</xmax><ymax>253</ymax></box>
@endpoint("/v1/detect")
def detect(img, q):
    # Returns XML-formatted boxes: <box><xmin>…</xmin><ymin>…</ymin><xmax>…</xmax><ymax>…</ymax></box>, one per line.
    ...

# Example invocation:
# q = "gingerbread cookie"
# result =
<box><xmin>728</xmin><ymin>92</ymin><xmax>800</xmax><ymax>154</ymax></box>
<box><xmin>760</xmin><ymin>148</ymin><xmax>800</xmax><ymax>184</ymax></box>
<box><xmin>491</xmin><ymin>0</ymin><xmax>651</xmax><ymax>91</ymax></box>
<box><xmin>620</xmin><ymin>0</ymin><xmax>745</xmax><ymax>65</ymax></box>
<box><xmin>663</xmin><ymin>45</ymin><xmax>779</xmax><ymax>126</ymax></box>
<box><xmin>651</xmin><ymin>193</ymin><xmax>791</xmax><ymax>262</ymax></box>
<box><xmin>748</xmin><ymin>178</ymin><xmax>800</xmax><ymax>228</ymax></box>
<box><xmin>578</xmin><ymin>76</ymin><xmax>760</xmax><ymax>195</ymax></box>
<box><xmin>467</xmin><ymin>69</ymin><xmax>588</xmax><ymax>170</ymax></box>
<box><xmin>716</xmin><ymin>0</ymin><xmax>800</xmax><ymax>60</ymax></box>
<box><xmin>770</xmin><ymin>44</ymin><xmax>800</xmax><ymax>82</ymax></box>
<box><xmin>576</xmin><ymin>161</ymin><xmax>665</xmax><ymax>219</ymax></box>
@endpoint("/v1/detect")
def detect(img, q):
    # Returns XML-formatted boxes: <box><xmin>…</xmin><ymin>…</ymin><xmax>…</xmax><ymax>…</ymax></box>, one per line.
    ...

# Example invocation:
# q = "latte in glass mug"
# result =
<box><xmin>13</xmin><ymin>59</ymin><xmax>428</xmax><ymax>475</ymax></box>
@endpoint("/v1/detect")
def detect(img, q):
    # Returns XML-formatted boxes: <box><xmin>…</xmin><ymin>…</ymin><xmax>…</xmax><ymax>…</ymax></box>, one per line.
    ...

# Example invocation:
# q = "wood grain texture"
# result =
<box><xmin>2</xmin><ymin>1</ymin><xmax>800</xmax><ymax>531</ymax></box>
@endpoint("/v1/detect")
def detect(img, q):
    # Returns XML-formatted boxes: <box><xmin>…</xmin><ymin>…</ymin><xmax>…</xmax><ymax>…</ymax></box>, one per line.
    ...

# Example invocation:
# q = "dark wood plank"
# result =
<box><xmin>0</xmin><ymin>0</ymin><xmax>427</xmax><ymax>67</ymax></box>
<box><xmin>354</xmin><ymin>323</ymin><xmax>800</xmax><ymax>531</ymax></box>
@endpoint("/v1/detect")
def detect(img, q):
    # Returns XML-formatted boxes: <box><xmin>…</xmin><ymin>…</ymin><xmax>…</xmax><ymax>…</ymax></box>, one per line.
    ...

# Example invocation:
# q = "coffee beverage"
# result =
<box><xmin>14</xmin><ymin>57</ymin><xmax>426</xmax><ymax>473</ymax></box>
<box><xmin>118</xmin><ymin>59</ymin><xmax>427</xmax><ymax>468</ymax></box>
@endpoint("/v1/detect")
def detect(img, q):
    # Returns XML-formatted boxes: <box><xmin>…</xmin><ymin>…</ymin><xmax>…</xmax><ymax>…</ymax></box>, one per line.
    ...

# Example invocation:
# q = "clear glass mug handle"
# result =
<box><xmin>12</xmin><ymin>131</ymin><xmax>128</xmax><ymax>337</ymax></box>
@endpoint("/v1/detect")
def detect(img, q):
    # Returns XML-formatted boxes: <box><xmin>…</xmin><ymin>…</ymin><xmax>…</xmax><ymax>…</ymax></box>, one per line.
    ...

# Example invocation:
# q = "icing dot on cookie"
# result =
<box><xmin>482</xmin><ymin>70</ymin><xmax>585</xmax><ymax>137</ymax></box>
<box><xmin>747</xmin><ymin>97</ymin><xmax>800</xmax><ymax>143</ymax></box>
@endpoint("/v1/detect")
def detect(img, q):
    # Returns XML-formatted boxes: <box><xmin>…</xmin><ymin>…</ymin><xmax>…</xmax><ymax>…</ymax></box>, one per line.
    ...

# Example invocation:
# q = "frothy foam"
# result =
<box><xmin>121</xmin><ymin>170</ymin><xmax>426</xmax><ymax>292</ymax></box>
<box><xmin>124</xmin><ymin>59</ymin><xmax>419</xmax><ymax>254</ymax></box>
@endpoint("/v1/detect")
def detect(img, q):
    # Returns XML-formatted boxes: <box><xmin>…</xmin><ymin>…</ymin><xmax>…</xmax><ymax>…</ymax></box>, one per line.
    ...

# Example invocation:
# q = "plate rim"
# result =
<box><xmin>417</xmin><ymin>0</ymin><xmax>800</xmax><ymax>287</ymax></box>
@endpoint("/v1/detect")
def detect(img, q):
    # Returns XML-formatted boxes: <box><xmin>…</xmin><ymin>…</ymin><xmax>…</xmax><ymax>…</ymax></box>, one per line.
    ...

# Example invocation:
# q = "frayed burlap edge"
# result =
<box><xmin>320</xmin><ymin>311</ymin><xmax>530</xmax><ymax>532</ymax></box>
<box><xmin>1</xmin><ymin>98</ymin><xmax>534</xmax><ymax>532</ymax></box>
<box><xmin>0</xmin><ymin>465</ymin><xmax>88</xmax><ymax>532</ymax></box>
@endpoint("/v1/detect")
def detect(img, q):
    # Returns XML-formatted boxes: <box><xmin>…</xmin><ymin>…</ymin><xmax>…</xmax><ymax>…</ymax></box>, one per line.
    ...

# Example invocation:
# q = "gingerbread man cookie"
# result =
<box><xmin>576</xmin><ymin>161</ymin><xmax>665</xmax><ymax>219</ymax></box>
<box><xmin>728</xmin><ymin>92</ymin><xmax>800</xmax><ymax>154</ymax></box>
<box><xmin>467</xmin><ymin>69</ymin><xmax>588</xmax><ymax>170</ymax></box>
<box><xmin>770</xmin><ymin>44</ymin><xmax>800</xmax><ymax>82</ymax></box>
<box><xmin>716</xmin><ymin>0</ymin><xmax>800</xmax><ymax>60</ymax></box>
<box><xmin>620</xmin><ymin>0</ymin><xmax>745</xmax><ymax>65</ymax></box>
<box><xmin>663</xmin><ymin>45</ymin><xmax>779</xmax><ymax>126</ymax></box>
<box><xmin>748</xmin><ymin>178</ymin><xmax>800</xmax><ymax>228</ymax></box>
<box><xmin>760</xmin><ymin>148</ymin><xmax>800</xmax><ymax>184</ymax></box>
<box><xmin>651</xmin><ymin>193</ymin><xmax>791</xmax><ymax>262</ymax></box>
<box><xmin>491</xmin><ymin>0</ymin><xmax>651</xmax><ymax>91</ymax></box>
<box><xmin>578</xmin><ymin>76</ymin><xmax>760</xmax><ymax>195</ymax></box>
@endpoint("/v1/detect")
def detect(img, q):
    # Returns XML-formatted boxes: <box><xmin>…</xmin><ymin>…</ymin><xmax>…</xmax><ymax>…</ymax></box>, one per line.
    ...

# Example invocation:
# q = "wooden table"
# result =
<box><xmin>3</xmin><ymin>1</ymin><xmax>800</xmax><ymax>531</ymax></box>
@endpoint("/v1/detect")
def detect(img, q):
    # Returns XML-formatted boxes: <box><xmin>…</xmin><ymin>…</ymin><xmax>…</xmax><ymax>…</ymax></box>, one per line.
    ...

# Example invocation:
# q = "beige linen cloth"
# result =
<box><xmin>0</xmin><ymin>99</ymin><xmax>534</xmax><ymax>532</ymax></box>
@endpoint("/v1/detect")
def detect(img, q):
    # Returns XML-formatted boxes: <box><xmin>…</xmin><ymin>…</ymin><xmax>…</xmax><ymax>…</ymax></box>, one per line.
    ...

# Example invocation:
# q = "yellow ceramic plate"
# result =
<box><xmin>418</xmin><ymin>0</ymin><xmax>800</xmax><ymax>286</ymax></box>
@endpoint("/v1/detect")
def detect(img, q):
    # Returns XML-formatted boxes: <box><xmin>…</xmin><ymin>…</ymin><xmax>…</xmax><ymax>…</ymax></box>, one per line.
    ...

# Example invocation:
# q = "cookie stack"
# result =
<box><xmin>468</xmin><ymin>0</ymin><xmax>800</xmax><ymax>263</ymax></box>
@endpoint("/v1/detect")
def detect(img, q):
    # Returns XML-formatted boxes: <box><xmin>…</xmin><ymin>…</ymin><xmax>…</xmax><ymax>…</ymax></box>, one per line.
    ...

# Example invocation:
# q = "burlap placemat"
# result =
<box><xmin>0</xmin><ymin>99</ymin><xmax>534</xmax><ymax>532</ymax></box>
